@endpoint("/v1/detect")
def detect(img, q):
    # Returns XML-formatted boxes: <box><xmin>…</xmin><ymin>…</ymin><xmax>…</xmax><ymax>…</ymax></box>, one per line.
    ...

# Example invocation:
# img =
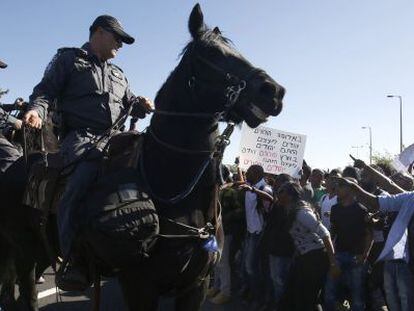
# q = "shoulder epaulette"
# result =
<box><xmin>57</xmin><ymin>47</ymin><xmax>87</xmax><ymax>58</ymax></box>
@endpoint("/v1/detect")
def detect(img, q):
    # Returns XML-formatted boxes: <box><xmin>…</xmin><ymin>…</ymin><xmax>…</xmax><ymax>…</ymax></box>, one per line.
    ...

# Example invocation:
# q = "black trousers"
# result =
<box><xmin>278</xmin><ymin>248</ymin><xmax>329</xmax><ymax>311</ymax></box>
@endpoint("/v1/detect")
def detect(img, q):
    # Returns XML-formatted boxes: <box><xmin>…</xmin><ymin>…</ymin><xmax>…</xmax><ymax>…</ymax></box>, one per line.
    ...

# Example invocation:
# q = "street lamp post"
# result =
<box><xmin>387</xmin><ymin>95</ymin><xmax>403</xmax><ymax>153</ymax></box>
<box><xmin>361</xmin><ymin>126</ymin><xmax>372</xmax><ymax>164</ymax></box>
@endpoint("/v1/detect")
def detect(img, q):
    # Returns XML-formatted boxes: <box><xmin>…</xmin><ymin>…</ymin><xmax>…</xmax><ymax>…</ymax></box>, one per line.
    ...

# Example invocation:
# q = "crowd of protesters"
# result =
<box><xmin>209</xmin><ymin>158</ymin><xmax>414</xmax><ymax>311</ymax></box>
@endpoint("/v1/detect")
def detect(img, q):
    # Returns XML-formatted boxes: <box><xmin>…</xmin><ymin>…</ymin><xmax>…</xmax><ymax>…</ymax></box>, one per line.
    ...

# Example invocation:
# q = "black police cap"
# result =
<box><xmin>0</xmin><ymin>59</ymin><xmax>7</xmax><ymax>69</ymax></box>
<box><xmin>90</xmin><ymin>15</ymin><xmax>135</xmax><ymax>45</ymax></box>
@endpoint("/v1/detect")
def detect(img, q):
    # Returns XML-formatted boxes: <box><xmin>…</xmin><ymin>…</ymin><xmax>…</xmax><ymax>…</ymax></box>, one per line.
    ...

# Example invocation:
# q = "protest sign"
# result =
<box><xmin>239</xmin><ymin>124</ymin><xmax>307</xmax><ymax>176</ymax></box>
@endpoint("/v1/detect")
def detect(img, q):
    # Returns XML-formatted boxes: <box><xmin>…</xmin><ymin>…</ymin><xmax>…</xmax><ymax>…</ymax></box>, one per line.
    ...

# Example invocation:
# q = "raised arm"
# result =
<box><xmin>351</xmin><ymin>155</ymin><xmax>404</xmax><ymax>194</ymax></box>
<box><xmin>332</xmin><ymin>176</ymin><xmax>380</xmax><ymax>212</ymax></box>
<box><xmin>238</xmin><ymin>183</ymin><xmax>274</xmax><ymax>202</ymax></box>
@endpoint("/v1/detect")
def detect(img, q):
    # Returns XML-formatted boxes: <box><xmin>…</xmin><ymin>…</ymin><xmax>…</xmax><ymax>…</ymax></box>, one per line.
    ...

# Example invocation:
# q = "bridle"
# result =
<box><xmin>149</xmin><ymin>41</ymin><xmax>265</xmax><ymax>123</ymax></box>
<box><xmin>187</xmin><ymin>52</ymin><xmax>249</xmax><ymax>121</ymax></box>
<box><xmin>140</xmin><ymin>41</ymin><xmax>259</xmax><ymax>204</ymax></box>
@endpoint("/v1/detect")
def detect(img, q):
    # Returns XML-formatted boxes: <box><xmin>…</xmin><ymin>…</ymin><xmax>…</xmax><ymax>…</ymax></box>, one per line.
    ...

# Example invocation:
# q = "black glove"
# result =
<box><xmin>130</xmin><ymin>96</ymin><xmax>152</xmax><ymax>119</ymax></box>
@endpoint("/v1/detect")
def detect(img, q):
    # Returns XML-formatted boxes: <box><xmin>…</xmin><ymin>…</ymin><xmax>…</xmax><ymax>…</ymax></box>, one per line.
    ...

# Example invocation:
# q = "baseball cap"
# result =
<box><xmin>90</xmin><ymin>15</ymin><xmax>135</xmax><ymax>45</ymax></box>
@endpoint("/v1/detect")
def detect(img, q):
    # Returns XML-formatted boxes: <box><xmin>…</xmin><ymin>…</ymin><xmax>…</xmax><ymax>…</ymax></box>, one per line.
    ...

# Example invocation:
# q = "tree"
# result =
<box><xmin>372</xmin><ymin>150</ymin><xmax>395</xmax><ymax>177</ymax></box>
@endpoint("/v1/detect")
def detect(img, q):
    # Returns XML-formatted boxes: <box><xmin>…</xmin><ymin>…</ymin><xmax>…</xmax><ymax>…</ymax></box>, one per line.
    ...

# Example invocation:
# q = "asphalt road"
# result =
<box><xmin>36</xmin><ymin>269</ymin><xmax>246</xmax><ymax>311</ymax></box>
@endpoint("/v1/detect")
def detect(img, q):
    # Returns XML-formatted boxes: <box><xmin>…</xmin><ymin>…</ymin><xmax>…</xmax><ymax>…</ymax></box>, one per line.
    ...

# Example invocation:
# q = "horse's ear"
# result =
<box><xmin>189</xmin><ymin>3</ymin><xmax>206</xmax><ymax>39</ymax></box>
<box><xmin>213</xmin><ymin>27</ymin><xmax>221</xmax><ymax>35</ymax></box>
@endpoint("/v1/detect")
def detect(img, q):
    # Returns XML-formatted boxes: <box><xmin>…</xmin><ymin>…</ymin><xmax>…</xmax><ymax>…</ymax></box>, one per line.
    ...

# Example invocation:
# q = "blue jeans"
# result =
<box><xmin>268</xmin><ymin>255</ymin><xmax>291</xmax><ymax>305</ymax></box>
<box><xmin>244</xmin><ymin>232</ymin><xmax>262</xmax><ymax>302</ymax></box>
<box><xmin>324</xmin><ymin>252</ymin><xmax>366</xmax><ymax>311</ymax></box>
<box><xmin>383</xmin><ymin>260</ymin><xmax>414</xmax><ymax>311</ymax></box>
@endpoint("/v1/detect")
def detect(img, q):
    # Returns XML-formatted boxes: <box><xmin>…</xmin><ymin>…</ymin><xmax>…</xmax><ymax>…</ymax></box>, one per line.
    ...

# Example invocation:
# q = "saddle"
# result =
<box><xmin>23</xmin><ymin>131</ymin><xmax>159</xmax><ymax>275</ymax></box>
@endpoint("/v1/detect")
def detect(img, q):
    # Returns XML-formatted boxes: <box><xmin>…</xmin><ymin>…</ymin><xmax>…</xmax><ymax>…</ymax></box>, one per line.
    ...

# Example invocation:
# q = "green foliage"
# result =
<box><xmin>372</xmin><ymin>151</ymin><xmax>395</xmax><ymax>176</ymax></box>
<box><xmin>372</xmin><ymin>151</ymin><xmax>393</xmax><ymax>166</ymax></box>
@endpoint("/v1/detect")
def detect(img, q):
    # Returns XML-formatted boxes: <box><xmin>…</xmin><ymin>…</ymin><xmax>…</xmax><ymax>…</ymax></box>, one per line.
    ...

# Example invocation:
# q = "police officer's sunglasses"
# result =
<box><xmin>103</xmin><ymin>27</ymin><xmax>123</xmax><ymax>44</ymax></box>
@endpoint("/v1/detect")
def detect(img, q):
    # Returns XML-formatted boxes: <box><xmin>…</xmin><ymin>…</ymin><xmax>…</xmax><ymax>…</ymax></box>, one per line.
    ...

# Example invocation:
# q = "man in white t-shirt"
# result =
<box><xmin>320</xmin><ymin>195</ymin><xmax>337</xmax><ymax>231</ymax></box>
<box><xmin>239</xmin><ymin>165</ymin><xmax>273</xmax><ymax>307</ymax></box>
<box><xmin>319</xmin><ymin>170</ymin><xmax>340</xmax><ymax>231</ymax></box>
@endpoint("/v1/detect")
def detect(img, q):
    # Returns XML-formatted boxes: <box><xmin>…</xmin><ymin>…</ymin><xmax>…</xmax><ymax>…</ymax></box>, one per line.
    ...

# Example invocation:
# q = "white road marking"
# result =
<box><xmin>38</xmin><ymin>287</ymin><xmax>61</xmax><ymax>299</ymax></box>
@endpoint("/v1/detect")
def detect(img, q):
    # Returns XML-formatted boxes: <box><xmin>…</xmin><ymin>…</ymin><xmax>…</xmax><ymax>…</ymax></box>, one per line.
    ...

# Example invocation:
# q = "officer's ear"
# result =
<box><xmin>90</xmin><ymin>26</ymin><xmax>104</xmax><ymax>40</ymax></box>
<box><xmin>96</xmin><ymin>26</ymin><xmax>105</xmax><ymax>35</ymax></box>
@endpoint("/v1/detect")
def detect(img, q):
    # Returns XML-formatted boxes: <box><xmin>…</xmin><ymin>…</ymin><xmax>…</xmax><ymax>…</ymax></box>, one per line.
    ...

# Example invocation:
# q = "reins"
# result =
<box><xmin>147</xmin><ymin>127</ymin><xmax>214</xmax><ymax>155</ymax></box>
<box><xmin>140</xmin><ymin>121</ymin><xmax>235</xmax><ymax>205</ymax></box>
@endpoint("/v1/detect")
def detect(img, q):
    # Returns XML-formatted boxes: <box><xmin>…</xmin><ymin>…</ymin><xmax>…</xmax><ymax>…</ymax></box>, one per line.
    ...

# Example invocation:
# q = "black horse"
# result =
<box><xmin>0</xmin><ymin>4</ymin><xmax>285</xmax><ymax>311</ymax></box>
<box><xmin>113</xmin><ymin>4</ymin><xmax>284</xmax><ymax>310</ymax></box>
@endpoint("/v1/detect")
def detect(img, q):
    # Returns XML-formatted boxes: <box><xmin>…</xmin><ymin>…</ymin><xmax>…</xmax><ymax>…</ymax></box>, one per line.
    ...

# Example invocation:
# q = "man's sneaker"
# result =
<box><xmin>210</xmin><ymin>292</ymin><xmax>231</xmax><ymax>305</ymax></box>
<box><xmin>55</xmin><ymin>266</ymin><xmax>89</xmax><ymax>292</ymax></box>
<box><xmin>206</xmin><ymin>287</ymin><xmax>220</xmax><ymax>298</ymax></box>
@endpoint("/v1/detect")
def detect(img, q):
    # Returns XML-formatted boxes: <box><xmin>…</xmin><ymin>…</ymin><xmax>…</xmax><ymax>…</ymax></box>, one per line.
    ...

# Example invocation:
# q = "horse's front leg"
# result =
<box><xmin>0</xmin><ymin>261</ymin><xmax>18</xmax><ymax>311</ymax></box>
<box><xmin>118</xmin><ymin>269</ymin><xmax>159</xmax><ymax>311</ymax></box>
<box><xmin>16</xmin><ymin>259</ymin><xmax>38</xmax><ymax>311</ymax></box>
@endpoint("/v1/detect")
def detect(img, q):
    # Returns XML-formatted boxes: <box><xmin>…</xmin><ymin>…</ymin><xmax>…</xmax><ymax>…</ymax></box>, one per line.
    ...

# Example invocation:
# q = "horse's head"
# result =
<box><xmin>183</xmin><ymin>4</ymin><xmax>285</xmax><ymax>128</ymax></box>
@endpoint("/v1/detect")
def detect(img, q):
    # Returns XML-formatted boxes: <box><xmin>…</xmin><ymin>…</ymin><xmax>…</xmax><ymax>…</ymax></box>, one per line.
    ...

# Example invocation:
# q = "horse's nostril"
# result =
<box><xmin>277</xmin><ymin>87</ymin><xmax>286</xmax><ymax>100</ymax></box>
<box><xmin>272</xmin><ymin>101</ymin><xmax>283</xmax><ymax>116</ymax></box>
<box><xmin>260</xmin><ymin>82</ymin><xmax>277</xmax><ymax>97</ymax></box>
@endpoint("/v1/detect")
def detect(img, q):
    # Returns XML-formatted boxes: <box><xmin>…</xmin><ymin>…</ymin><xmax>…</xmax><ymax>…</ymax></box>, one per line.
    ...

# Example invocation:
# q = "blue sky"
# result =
<box><xmin>1</xmin><ymin>0</ymin><xmax>413</xmax><ymax>170</ymax></box>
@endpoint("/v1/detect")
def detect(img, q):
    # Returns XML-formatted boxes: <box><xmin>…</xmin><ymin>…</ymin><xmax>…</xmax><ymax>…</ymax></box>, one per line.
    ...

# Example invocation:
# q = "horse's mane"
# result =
<box><xmin>180</xmin><ymin>30</ymin><xmax>234</xmax><ymax>56</ymax></box>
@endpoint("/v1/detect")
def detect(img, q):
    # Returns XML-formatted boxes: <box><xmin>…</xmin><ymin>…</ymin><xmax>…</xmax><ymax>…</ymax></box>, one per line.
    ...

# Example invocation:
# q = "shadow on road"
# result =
<box><xmin>38</xmin><ymin>277</ymin><xmax>246</xmax><ymax>311</ymax></box>
<box><xmin>40</xmin><ymin>280</ymin><xmax>126</xmax><ymax>311</ymax></box>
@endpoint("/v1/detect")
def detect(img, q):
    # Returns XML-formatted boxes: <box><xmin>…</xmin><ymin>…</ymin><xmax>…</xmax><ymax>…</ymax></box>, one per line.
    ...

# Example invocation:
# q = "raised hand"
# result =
<box><xmin>350</xmin><ymin>154</ymin><xmax>366</xmax><ymax>169</ymax></box>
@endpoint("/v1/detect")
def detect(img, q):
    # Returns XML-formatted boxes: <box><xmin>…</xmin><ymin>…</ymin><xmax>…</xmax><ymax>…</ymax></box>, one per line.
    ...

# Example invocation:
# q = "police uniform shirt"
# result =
<box><xmin>29</xmin><ymin>43</ymin><xmax>135</xmax><ymax>133</ymax></box>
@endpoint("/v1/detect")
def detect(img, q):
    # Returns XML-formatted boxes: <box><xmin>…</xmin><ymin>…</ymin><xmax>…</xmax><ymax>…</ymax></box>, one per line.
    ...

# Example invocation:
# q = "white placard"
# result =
<box><xmin>239</xmin><ymin>124</ymin><xmax>307</xmax><ymax>176</ymax></box>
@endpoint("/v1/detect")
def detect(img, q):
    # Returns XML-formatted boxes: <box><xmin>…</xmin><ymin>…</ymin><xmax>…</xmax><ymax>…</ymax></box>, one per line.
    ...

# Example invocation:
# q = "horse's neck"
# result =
<box><xmin>145</xmin><ymin>116</ymin><xmax>218</xmax><ymax>185</ymax></box>
<box><xmin>142</xmin><ymin>88</ymin><xmax>218</xmax><ymax>225</ymax></box>
<box><xmin>148</xmin><ymin>65</ymin><xmax>218</xmax><ymax>174</ymax></box>
<box><xmin>152</xmin><ymin>117</ymin><xmax>217</xmax><ymax>150</ymax></box>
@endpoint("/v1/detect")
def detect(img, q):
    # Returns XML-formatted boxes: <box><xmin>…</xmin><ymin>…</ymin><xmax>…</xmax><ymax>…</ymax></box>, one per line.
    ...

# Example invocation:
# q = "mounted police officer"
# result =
<box><xmin>24</xmin><ymin>15</ymin><xmax>152</xmax><ymax>289</ymax></box>
<box><xmin>0</xmin><ymin>59</ymin><xmax>24</xmax><ymax>174</ymax></box>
